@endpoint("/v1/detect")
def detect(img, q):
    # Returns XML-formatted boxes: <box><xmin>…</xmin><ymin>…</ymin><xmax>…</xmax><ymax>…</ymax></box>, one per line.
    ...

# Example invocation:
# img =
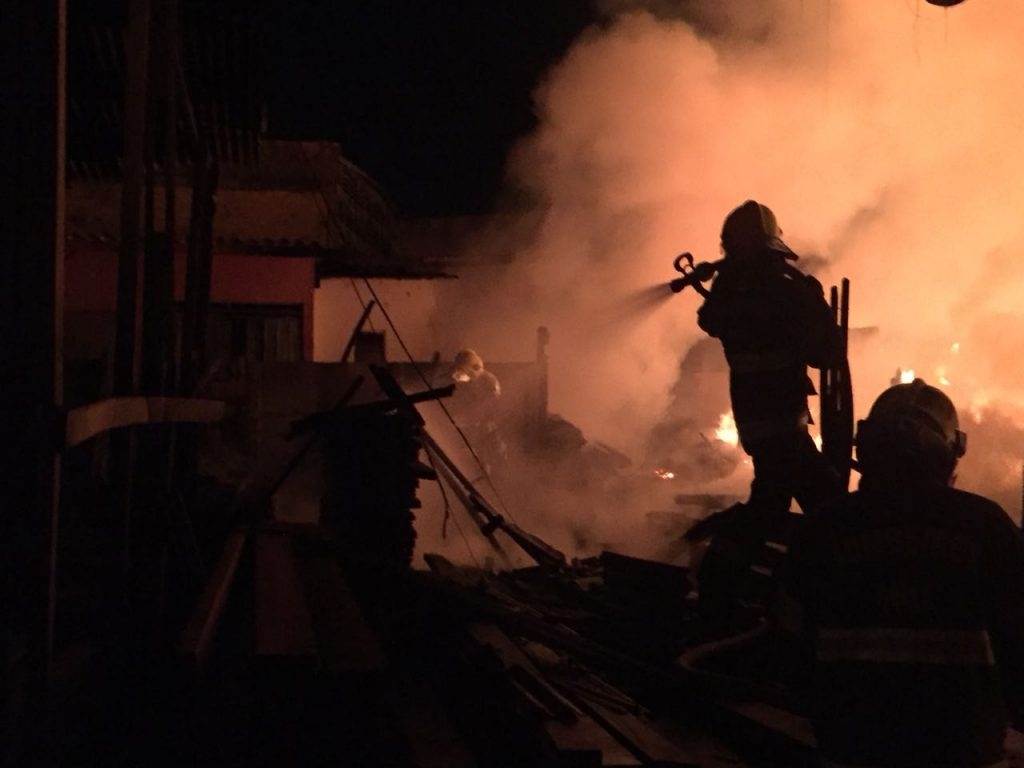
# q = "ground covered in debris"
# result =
<box><xmin>172</xmin><ymin>517</ymin><xmax>821</xmax><ymax>767</ymax></box>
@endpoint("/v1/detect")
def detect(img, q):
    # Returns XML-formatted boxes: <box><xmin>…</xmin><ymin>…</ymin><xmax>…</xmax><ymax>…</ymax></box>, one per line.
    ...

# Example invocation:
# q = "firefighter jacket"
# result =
<box><xmin>450</xmin><ymin>370</ymin><xmax>501</xmax><ymax>432</ymax></box>
<box><xmin>697</xmin><ymin>255</ymin><xmax>840</xmax><ymax>451</ymax></box>
<box><xmin>785</xmin><ymin>481</ymin><xmax>1024</xmax><ymax>767</ymax></box>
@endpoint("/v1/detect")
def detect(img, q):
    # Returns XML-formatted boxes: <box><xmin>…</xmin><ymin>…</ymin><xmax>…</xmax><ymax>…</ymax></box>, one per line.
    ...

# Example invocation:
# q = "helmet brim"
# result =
<box><xmin>766</xmin><ymin>235</ymin><xmax>798</xmax><ymax>261</ymax></box>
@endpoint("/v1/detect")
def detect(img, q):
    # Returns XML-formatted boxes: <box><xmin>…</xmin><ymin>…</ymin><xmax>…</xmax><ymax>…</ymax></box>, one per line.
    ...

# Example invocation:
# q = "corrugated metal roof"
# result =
<box><xmin>66</xmin><ymin>171</ymin><xmax>454</xmax><ymax>280</ymax></box>
<box><xmin>65</xmin><ymin>0</ymin><xmax>442</xmax><ymax>278</ymax></box>
<box><xmin>68</xmin><ymin>0</ymin><xmax>266</xmax><ymax>174</ymax></box>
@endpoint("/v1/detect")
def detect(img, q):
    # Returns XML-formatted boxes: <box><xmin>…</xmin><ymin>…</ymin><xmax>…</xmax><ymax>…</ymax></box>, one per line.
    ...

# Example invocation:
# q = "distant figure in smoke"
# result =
<box><xmin>688</xmin><ymin>200</ymin><xmax>842</xmax><ymax>541</ymax></box>
<box><xmin>782</xmin><ymin>380</ymin><xmax>1024</xmax><ymax>768</ymax></box>
<box><xmin>447</xmin><ymin>349</ymin><xmax>506</xmax><ymax>475</ymax></box>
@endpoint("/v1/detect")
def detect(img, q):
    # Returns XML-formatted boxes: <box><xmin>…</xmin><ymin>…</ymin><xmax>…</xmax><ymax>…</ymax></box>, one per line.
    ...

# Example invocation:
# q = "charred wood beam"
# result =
<box><xmin>427</xmin><ymin>450</ymin><xmax>513</xmax><ymax>568</ymax></box>
<box><xmin>181</xmin><ymin>523</ymin><xmax>392</xmax><ymax>674</ymax></box>
<box><xmin>286</xmin><ymin>382</ymin><xmax>454</xmax><ymax>439</ymax></box>
<box><xmin>820</xmin><ymin>278</ymin><xmax>854</xmax><ymax>488</ymax></box>
<box><xmin>421</xmin><ymin>430</ymin><xmax>566</xmax><ymax>570</ymax></box>
<box><xmin>425</xmin><ymin>571</ymin><xmax>812</xmax><ymax>755</ymax></box>
<box><xmin>266</xmin><ymin>375</ymin><xmax>366</xmax><ymax>501</ymax></box>
<box><xmin>368</xmin><ymin>363</ymin><xmax>430</xmax><ymax>424</ymax></box>
<box><xmin>179</xmin><ymin>529</ymin><xmax>246</xmax><ymax>668</ymax></box>
<box><xmin>348</xmin><ymin>364</ymin><xmax>565</xmax><ymax>569</ymax></box>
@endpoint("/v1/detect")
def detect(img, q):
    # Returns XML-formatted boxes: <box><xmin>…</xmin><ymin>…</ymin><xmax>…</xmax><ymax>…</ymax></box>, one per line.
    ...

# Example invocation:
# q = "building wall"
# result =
<box><xmin>312</xmin><ymin>277</ymin><xmax>444</xmax><ymax>363</ymax></box>
<box><xmin>64</xmin><ymin>242</ymin><xmax>316</xmax><ymax>361</ymax></box>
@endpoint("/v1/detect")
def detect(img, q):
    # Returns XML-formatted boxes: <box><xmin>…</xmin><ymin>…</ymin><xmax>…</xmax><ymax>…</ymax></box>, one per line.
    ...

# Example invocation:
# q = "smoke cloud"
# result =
<box><xmin>422</xmin><ymin>0</ymin><xmax>1024</xmax><ymax>563</ymax></box>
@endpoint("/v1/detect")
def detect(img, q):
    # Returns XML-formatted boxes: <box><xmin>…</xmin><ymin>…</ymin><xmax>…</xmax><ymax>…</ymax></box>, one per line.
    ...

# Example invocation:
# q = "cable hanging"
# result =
<box><xmin>296</xmin><ymin>147</ymin><xmax>523</xmax><ymax>543</ymax></box>
<box><xmin>358</xmin><ymin>276</ymin><xmax>522</xmax><ymax>527</ymax></box>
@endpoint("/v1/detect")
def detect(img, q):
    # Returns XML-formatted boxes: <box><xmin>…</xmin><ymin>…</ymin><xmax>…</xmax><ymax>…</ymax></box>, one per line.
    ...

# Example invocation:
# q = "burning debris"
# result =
<box><xmin>713</xmin><ymin>413</ymin><xmax>739</xmax><ymax>447</ymax></box>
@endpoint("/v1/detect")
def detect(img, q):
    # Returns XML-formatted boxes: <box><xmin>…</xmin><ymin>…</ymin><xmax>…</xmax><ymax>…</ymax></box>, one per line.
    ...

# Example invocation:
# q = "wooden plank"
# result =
<box><xmin>64</xmin><ymin>396</ymin><xmax>225</xmax><ymax>448</ymax></box>
<box><xmin>252</xmin><ymin>532</ymin><xmax>317</xmax><ymax>658</ymax></box>
<box><xmin>291</xmin><ymin>542</ymin><xmax>388</xmax><ymax>674</ymax></box>
<box><xmin>470</xmin><ymin>624</ymin><xmax>641</xmax><ymax>766</ymax></box>
<box><xmin>570</xmin><ymin>690</ymin><xmax>714</xmax><ymax>767</ymax></box>
<box><xmin>722</xmin><ymin>701</ymin><xmax>815</xmax><ymax>748</ymax></box>
<box><xmin>180</xmin><ymin>529</ymin><xmax>247</xmax><ymax>667</ymax></box>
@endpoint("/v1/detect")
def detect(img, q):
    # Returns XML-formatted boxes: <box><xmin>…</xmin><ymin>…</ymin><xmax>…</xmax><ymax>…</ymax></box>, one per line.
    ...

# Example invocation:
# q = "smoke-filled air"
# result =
<box><xmin>420</xmin><ymin>0</ymin><xmax>1024</xmax><ymax>564</ymax></box>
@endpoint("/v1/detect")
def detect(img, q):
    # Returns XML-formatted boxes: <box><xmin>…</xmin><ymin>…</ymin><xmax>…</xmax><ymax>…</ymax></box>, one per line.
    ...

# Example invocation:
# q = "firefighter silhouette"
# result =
<box><xmin>447</xmin><ymin>349</ymin><xmax>506</xmax><ymax>475</ymax></box>
<box><xmin>688</xmin><ymin>200</ymin><xmax>843</xmax><ymax>543</ymax></box>
<box><xmin>784</xmin><ymin>379</ymin><xmax>1024</xmax><ymax>767</ymax></box>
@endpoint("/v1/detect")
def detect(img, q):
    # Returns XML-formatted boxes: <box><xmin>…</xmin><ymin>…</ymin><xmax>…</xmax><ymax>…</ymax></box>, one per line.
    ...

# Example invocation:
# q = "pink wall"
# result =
<box><xmin>65</xmin><ymin>243</ymin><xmax>316</xmax><ymax>360</ymax></box>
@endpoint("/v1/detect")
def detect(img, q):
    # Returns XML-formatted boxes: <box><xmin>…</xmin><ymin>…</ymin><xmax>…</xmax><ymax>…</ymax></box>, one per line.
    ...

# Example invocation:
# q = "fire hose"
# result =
<box><xmin>668</xmin><ymin>252</ymin><xmax>721</xmax><ymax>298</ymax></box>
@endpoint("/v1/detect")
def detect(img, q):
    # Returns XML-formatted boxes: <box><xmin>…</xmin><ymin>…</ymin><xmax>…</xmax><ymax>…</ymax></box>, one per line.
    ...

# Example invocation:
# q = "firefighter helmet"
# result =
<box><xmin>721</xmin><ymin>200</ymin><xmax>797</xmax><ymax>261</ymax></box>
<box><xmin>452</xmin><ymin>348</ymin><xmax>485</xmax><ymax>382</ymax></box>
<box><xmin>855</xmin><ymin>378</ymin><xmax>967</xmax><ymax>484</ymax></box>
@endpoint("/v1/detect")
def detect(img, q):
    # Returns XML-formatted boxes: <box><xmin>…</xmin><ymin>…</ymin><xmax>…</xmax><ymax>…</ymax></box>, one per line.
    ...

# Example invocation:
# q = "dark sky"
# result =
<box><xmin>266</xmin><ymin>1</ymin><xmax>594</xmax><ymax>217</ymax></box>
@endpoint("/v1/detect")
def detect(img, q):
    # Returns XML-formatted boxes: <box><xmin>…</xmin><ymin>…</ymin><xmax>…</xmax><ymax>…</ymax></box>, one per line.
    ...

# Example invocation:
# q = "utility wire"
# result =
<box><xmin>358</xmin><ymin>276</ymin><xmax>522</xmax><ymax>526</ymax></box>
<box><xmin>348</xmin><ymin>278</ymin><xmax>377</xmax><ymax>332</ymax></box>
<box><xmin>296</xmin><ymin>147</ymin><xmax>520</xmax><ymax>537</ymax></box>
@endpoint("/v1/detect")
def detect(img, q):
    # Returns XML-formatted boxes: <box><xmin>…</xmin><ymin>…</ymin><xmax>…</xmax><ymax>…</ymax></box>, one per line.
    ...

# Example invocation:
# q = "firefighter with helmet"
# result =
<box><xmin>688</xmin><ymin>200</ymin><xmax>843</xmax><ymax>546</ymax></box>
<box><xmin>447</xmin><ymin>349</ymin><xmax>506</xmax><ymax>474</ymax></box>
<box><xmin>783</xmin><ymin>379</ymin><xmax>1024</xmax><ymax>767</ymax></box>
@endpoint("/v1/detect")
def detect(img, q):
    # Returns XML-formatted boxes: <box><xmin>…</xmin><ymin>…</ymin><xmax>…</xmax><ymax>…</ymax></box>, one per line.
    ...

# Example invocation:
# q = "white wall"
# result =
<box><xmin>313</xmin><ymin>278</ymin><xmax>445</xmax><ymax>363</ymax></box>
<box><xmin>313</xmin><ymin>272</ymin><xmax>545</xmax><ymax>367</ymax></box>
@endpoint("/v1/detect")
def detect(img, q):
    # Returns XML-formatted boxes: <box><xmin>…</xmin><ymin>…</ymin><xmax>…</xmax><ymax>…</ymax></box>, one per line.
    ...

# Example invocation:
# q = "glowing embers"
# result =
<box><xmin>714</xmin><ymin>412</ymin><xmax>739</xmax><ymax>446</ymax></box>
<box><xmin>653</xmin><ymin>468</ymin><xmax>676</xmax><ymax>480</ymax></box>
<box><xmin>896</xmin><ymin>342</ymin><xmax>961</xmax><ymax>388</ymax></box>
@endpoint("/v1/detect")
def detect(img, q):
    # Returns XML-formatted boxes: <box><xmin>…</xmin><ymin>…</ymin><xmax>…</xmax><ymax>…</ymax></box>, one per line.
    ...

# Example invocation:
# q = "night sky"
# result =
<box><xmin>266</xmin><ymin>1</ymin><xmax>594</xmax><ymax>217</ymax></box>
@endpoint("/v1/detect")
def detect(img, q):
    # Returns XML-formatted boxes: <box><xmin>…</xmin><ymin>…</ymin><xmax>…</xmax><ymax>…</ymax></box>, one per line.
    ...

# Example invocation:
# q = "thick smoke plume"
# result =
<box><xmin>423</xmin><ymin>0</ymin><xmax>1024</xmax><ymax>562</ymax></box>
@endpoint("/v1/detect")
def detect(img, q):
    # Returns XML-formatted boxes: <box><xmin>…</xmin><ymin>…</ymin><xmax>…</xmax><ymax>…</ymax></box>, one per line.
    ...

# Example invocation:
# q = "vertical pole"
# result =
<box><xmin>114</xmin><ymin>0</ymin><xmax>152</xmax><ymax>397</ymax></box>
<box><xmin>138</xmin><ymin>0</ymin><xmax>182</xmax><ymax>628</ymax></box>
<box><xmin>113</xmin><ymin>0</ymin><xmax>152</xmax><ymax>584</ymax></box>
<box><xmin>180</xmin><ymin>152</ymin><xmax>217</xmax><ymax>394</ymax></box>
<box><xmin>142</xmin><ymin>0</ymin><xmax>177</xmax><ymax>398</ymax></box>
<box><xmin>163</xmin><ymin>0</ymin><xmax>178</xmax><ymax>392</ymax></box>
<box><xmin>175</xmin><ymin>139</ymin><xmax>217</xmax><ymax>573</ymax></box>
<box><xmin>535</xmin><ymin>326</ymin><xmax>549</xmax><ymax>441</ymax></box>
<box><xmin>840</xmin><ymin>278</ymin><xmax>850</xmax><ymax>356</ymax></box>
<box><xmin>0</xmin><ymin>0</ymin><xmax>65</xmax><ymax>748</ymax></box>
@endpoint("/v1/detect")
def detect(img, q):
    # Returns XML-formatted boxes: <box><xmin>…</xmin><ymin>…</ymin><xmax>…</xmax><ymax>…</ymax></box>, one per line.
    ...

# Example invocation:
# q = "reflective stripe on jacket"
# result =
<box><xmin>819</xmin><ymin>756</ymin><xmax>1011</xmax><ymax>768</ymax></box>
<box><xmin>817</xmin><ymin>627</ymin><xmax>996</xmax><ymax>666</ymax></box>
<box><xmin>784</xmin><ymin>483</ymin><xmax>1024</xmax><ymax>768</ymax></box>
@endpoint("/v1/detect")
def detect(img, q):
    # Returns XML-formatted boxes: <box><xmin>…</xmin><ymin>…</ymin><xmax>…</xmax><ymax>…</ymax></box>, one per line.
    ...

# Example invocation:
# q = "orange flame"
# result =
<box><xmin>715</xmin><ymin>413</ymin><xmax>739</xmax><ymax>446</ymax></box>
